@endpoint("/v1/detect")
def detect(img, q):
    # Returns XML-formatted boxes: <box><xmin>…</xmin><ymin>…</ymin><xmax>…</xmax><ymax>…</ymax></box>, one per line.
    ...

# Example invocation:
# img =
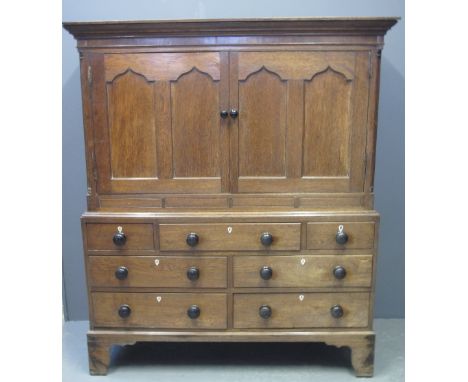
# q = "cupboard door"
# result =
<box><xmin>91</xmin><ymin>52</ymin><xmax>229</xmax><ymax>194</ymax></box>
<box><xmin>230</xmin><ymin>52</ymin><xmax>370</xmax><ymax>193</ymax></box>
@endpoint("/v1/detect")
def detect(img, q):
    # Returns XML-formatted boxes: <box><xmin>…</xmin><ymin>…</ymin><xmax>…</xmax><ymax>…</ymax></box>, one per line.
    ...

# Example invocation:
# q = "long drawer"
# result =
<box><xmin>159</xmin><ymin>223</ymin><xmax>301</xmax><ymax>251</ymax></box>
<box><xmin>233</xmin><ymin>292</ymin><xmax>370</xmax><ymax>329</ymax></box>
<box><xmin>92</xmin><ymin>292</ymin><xmax>227</xmax><ymax>329</ymax></box>
<box><xmin>233</xmin><ymin>255</ymin><xmax>373</xmax><ymax>288</ymax></box>
<box><xmin>88</xmin><ymin>256</ymin><xmax>227</xmax><ymax>288</ymax></box>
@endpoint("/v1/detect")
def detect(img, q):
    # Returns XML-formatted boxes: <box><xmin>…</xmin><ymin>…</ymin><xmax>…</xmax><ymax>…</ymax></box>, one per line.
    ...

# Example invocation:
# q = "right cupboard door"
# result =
<box><xmin>230</xmin><ymin>51</ymin><xmax>371</xmax><ymax>193</ymax></box>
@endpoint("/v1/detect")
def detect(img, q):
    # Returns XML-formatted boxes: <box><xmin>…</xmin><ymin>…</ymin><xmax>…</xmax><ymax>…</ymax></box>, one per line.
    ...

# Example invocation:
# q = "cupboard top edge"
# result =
<box><xmin>63</xmin><ymin>17</ymin><xmax>399</xmax><ymax>41</ymax></box>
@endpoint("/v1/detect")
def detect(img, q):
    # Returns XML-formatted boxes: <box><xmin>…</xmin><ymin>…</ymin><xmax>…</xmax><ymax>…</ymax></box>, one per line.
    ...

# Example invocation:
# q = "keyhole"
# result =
<box><xmin>155</xmin><ymin>259</ymin><xmax>160</xmax><ymax>266</ymax></box>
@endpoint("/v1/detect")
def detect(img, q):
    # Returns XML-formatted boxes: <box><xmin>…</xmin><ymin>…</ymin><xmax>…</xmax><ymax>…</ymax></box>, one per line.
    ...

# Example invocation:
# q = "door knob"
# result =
<box><xmin>220</xmin><ymin>110</ymin><xmax>228</xmax><ymax>119</ymax></box>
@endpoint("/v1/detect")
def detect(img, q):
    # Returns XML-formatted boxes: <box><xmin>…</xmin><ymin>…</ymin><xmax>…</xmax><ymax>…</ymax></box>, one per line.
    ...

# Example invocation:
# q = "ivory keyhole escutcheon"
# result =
<box><xmin>156</xmin><ymin>296</ymin><xmax>162</xmax><ymax>303</ymax></box>
<box><xmin>299</xmin><ymin>294</ymin><xmax>304</xmax><ymax>301</ymax></box>
<box><xmin>227</xmin><ymin>226</ymin><xmax>233</xmax><ymax>234</ymax></box>
<box><xmin>154</xmin><ymin>259</ymin><xmax>160</xmax><ymax>266</ymax></box>
<box><xmin>300</xmin><ymin>258</ymin><xmax>306</xmax><ymax>266</ymax></box>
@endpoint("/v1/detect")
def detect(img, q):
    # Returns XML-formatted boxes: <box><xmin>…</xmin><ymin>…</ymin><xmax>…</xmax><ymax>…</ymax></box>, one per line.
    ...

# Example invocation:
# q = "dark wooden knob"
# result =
<box><xmin>187</xmin><ymin>305</ymin><xmax>200</xmax><ymax>319</ymax></box>
<box><xmin>229</xmin><ymin>109</ymin><xmax>238</xmax><ymax>118</ymax></box>
<box><xmin>113</xmin><ymin>231</ymin><xmax>127</xmax><ymax>246</ymax></box>
<box><xmin>220</xmin><ymin>110</ymin><xmax>228</xmax><ymax>119</ymax></box>
<box><xmin>335</xmin><ymin>226</ymin><xmax>349</xmax><ymax>245</ymax></box>
<box><xmin>330</xmin><ymin>304</ymin><xmax>344</xmax><ymax>318</ymax></box>
<box><xmin>260</xmin><ymin>232</ymin><xmax>273</xmax><ymax>246</ymax></box>
<box><xmin>187</xmin><ymin>266</ymin><xmax>200</xmax><ymax>281</ymax></box>
<box><xmin>259</xmin><ymin>305</ymin><xmax>272</xmax><ymax>319</ymax></box>
<box><xmin>259</xmin><ymin>266</ymin><xmax>273</xmax><ymax>280</ymax></box>
<box><xmin>118</xmin><ymin>304</ymin><xmax>131</xmax><ymax>318</ymax></box>
<box><xmin>186</xmin><ymin>233</ymin><xmax>199</xmax><ymax>247</ymax></box>
<box><xmin>333</xmin><ymin>266</ymin><xmax>346</xmax><ymax>280</ymax></box>
<box><xmin>115</xmin><ymin>266</ymin><xmax>128</xmax><ymax>280</ymax></box>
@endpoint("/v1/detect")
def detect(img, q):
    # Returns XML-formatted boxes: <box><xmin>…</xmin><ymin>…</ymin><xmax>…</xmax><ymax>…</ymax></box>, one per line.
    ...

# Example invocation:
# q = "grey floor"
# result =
<box><xmin>63</xmin><ymin>319</ymin><xmax>404</xmax><ymax>381</ymax></box>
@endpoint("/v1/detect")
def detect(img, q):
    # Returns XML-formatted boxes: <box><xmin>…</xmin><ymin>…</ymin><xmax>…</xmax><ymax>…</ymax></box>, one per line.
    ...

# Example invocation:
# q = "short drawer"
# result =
<box><xmin>307</xmin><ymin>222</ymin><xmax>375</xmax><ymax>250</ymax></box>
<box><xmin>233</xmin><ymin>255</ymin><xmax>373</xmax><ymax>288</ymax></box>
<box><xmin>92</xmin><ymin>292</ymin><xmax>227</xmax><ymax>329</ymax></box>
<box><xmin>86</xmin><ymin>223</ymin><xmax>154</xmax><ymax>251</ymax></box>
<box><xmin>88</xmin><ymin>256</ymin><xmax>227</xmax><ymax>288</ymax></box>
<box><xmin>159</xmin><ymin>223</ymin><xmax>301</xmax><ymax>251</ymax></box>
<box><xmin>233</xmin><ymin>292</ymin><xmax>369</xmax><ymax>329</ymax></box>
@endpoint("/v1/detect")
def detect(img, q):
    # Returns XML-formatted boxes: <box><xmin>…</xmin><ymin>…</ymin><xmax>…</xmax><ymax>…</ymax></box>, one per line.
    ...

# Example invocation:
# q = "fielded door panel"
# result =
<box><xmin>92</xmin><ymin>52</ymin><xmax>229</xmax><ymax>194</ymax></box>
<box><xmin>229</xmin><ymin>51</ymin><xmax>371</xmax><ymax>193</ymax></box>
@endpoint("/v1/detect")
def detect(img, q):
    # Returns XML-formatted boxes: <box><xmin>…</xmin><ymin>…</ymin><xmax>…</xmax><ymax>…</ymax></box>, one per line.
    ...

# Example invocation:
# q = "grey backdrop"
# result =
<box><xmin>63</xmin><ymin>0</ymin><xmax>404</xmax><ymax>320</ymax></box>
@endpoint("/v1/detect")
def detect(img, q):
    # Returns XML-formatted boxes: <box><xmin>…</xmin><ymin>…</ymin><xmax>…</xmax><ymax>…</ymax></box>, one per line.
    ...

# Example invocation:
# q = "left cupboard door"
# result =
<box><xmin>88</xmin><ymin>52</ymin><xmax>229</xmax><ymax>194</ymax></box>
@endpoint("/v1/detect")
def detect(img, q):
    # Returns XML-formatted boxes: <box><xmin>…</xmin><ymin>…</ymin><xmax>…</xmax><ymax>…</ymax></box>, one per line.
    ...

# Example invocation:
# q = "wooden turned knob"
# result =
<box><xmin>187</xmin><ymin>305</ymin><xmax>201</xmax><ymax>319</ymax></box>
<box><xmin>259</xmin><ymin>266</ymin><xmax>273</xmax><ymax>280</ymax></box>
<box><xmin>186</xmin><ymin>233</ymin><xmax>199</xmax><ymax>247</ymax></box>
<box><xmin>115</xmin><ymin>266</ymin><xmax>128</xmax><ymax>280</ymax></box>
<box><xmin>259</xmin><ymin>305</ymin><xmax>272</xmax><ymax>319</ymax></box>
<box><xmin>118</xmin><ymin>304</ymin><xmax>131</xmax><ymax>318</ymax></box>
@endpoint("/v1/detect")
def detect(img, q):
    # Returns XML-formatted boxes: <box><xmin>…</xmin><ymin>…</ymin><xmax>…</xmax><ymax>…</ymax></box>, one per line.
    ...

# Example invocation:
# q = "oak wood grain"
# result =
<box><xmin>88</xmin><ymin>256</ymin><xmax>227</xmax><ymax>288</ymax></box>
<box><xmin>107</xmin><ymin>70</ymin><xmax>158</xmax><ymax>178</ymax></box>
<box><xmin>86</xmin><ymin>223</ymin><xmax>155</xmax><ymax>250</ymax></box>
<box><xmin>64</xmin><ymin>17</ymin><xmax>398</xmax><ymax>377</ymax></box>
<box><xmin>171</xmin><ymin>68</ymin><xmax>220</xmax><ymax>178</ymax></box>
<box><xmin>159</xmin><ymin>223</ymin><xmax>301</xmax><ymax>251</ymax></box>
<box><xmin>233</xmin><ymin>255</ymin><xmax>373</xmax><ymax>288</ymax></box>
<box><xmin>307</xmin><ymin>222</ymin><xmax>375</xmax><ymax>250</ymax></box>
<box><xmin>238</xmin><ymin>68</ymin><xmax>287</xmax><ymax>177</ymax></box>
<box><xmin>105</xmin><ymin>53</ymin><xmax>220</xmax><ymax>82</ymax></box>
<box><xmin>64</xmin><ymin>17</ymin><xmax>399</xmax><ymax>40</ymax></box>
<box><xmin>92</xmin><ymin>292</ymin><xmax>228</xmax><ymax>329</ymax></box>
<box><xmin>233</xmin><ymin>292</ymin><xmax>370</xmax><ymax>329</ymax></box>
<box><xmin>303</xmin><ymin>68</ymin><xmax>351</xmax><ymax>176</ymax></box>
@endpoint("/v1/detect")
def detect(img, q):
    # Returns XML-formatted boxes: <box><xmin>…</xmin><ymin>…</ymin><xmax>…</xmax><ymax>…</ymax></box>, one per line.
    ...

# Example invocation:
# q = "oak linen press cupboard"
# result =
<box><xmin>63</xmin><ymin>17</ymin><xmax>398</xmax><ymax>377</ymax></box>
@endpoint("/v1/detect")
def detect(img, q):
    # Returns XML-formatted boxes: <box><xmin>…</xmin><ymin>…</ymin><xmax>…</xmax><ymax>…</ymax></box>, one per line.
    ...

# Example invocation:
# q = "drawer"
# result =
<box><xmin>307</xmin><ymin>222</ymin><xmax>375</xmax><ymax>250</ymax></box>
<box><xmin>159</xmin><ymin>223</ymin><xmax>301</xmax><ymax>251</ymax></box>
<box><xmin>233</xmin><ymin>292</ymin><xmax>369</xmax><ymax>329</ymax></box>
<box><xmin>233</xmin><ymin>255</ymin><xmax>373</xmax><ymax>288</ymax></box>
<box><xmin>92</xmin><ymin>292</ymin><xmax>227</xmax><ymax>329</ymax></box>
<box><xmin>86</xmin><ymin>223</ymin><xmax>154</xmax><ymax>250</ymax></box>
<box><xmin>88</xmin><ymin>256</ymin><xmax>227</xmax><ymax>288</ymax></box>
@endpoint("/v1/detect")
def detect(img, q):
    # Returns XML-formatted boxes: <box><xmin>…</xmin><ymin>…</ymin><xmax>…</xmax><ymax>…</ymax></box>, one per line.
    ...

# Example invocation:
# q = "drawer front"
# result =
<box><xmin>89</xmin><ymin>256</ymin><xmax>227</xmax><ymax>288</ymax></box>
<box><xmin>160</xmin><ymin>223</ymin><xmax>301</xmax><ymax>251</ymax></box>
<box><xmin>92</xmin><ymin>292</ymin><xmax>227</xmax><ymax>329</ymax></box>
<box><xmin>86</xmin><ymin>223</ymin><xmax>154</xmax><ymax>250</ymax></box>
<box><xmin>307</xmin><ymin>222</ymin><xmax>375</xmax><ymax>250</ymax></box>
<box><xmin>233</xmin><ymin>255</ymin><xmax>373</xmax><ymax>288</ymax></box>
<box><xmin>233</xmin><ymin>293</ymin><xmax>369</xmax><ymax>329</ymax></box>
